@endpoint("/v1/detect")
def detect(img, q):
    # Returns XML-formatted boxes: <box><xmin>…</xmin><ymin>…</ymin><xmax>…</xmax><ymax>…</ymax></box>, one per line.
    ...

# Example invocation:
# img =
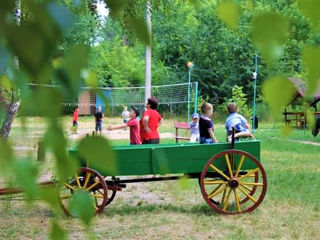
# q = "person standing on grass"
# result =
<box><xmin>121</xmin><ymin>106</ymin><xmax>130</xmax><ymax>130</ymax></box>
<box><xmin>94</xmin><ymin>106</ymin><xmax>104</xmax><ymax>134</ymax></box>
<box><xmin>199</xmin><ymin>102</ymin><xmax>218</xmax><ymax>144</ymax></box>
<box><xmin>140</xmin><ymin>97</ymin><xmax>162</xmax><ymax>144</ymax></box>
<box><xmin>108</xmin><ymin>106</ymin><xmax>141</xmax><ymax>145</ymax></box>
<box><xmin>72</xmin><ymin>107</ymin><xmax>79</xmax><ymax>134</ymax></box>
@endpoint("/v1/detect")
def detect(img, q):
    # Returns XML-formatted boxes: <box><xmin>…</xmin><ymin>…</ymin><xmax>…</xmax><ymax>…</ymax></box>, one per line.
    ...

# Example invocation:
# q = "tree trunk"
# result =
<box><xmin>0</xmin><ymin>0</ymin><xmax>21</xmax><ymax>139</ymax></box>
<box><xmin>0</xmin><ymin>100</ymin><xmax>20</xmax><ymax>138</ymax></box>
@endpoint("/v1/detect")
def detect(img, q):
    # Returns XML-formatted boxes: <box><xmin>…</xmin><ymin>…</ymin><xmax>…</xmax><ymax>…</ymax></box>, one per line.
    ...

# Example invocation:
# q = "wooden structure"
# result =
<box><xmin>63</xmin><ymin>138</ymin><xmax>267</xmax><ymax>215</ymax></box>
<box><xmin>174</xmin><ymin>122</ymin><xmax>190</xmax><ymax>143</ymax></box>
<box><xmin>1</xmin><ymin>135</ymin><xmax>267</xmax><ymax>215</ymax></box>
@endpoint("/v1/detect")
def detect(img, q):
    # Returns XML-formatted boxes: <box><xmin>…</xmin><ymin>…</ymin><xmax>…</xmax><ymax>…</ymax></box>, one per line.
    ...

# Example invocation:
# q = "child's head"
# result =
<box><xmin>123</xmin><ymin>106</ymin><xmax>128</xmax><ymax>111</ymax></box>
<box><xmin>227</xmin><ymin>102</ymin><xmax>238</xmax><ymax>114</ymax></box>
<box><xmin>130</xmin><ymin>106</ymin><xmax>140</xmax><ymax>118</ymax></box>
<box><xmin>192</xmin><ymin>112</ymin><xmax>199</xmax><ymax>123</ymax></box>
<box><xmin>75</xmin><ymin>107</ymin><xmax>79</xmax><ymax>112</ymax></box>
<box><xmin>97</xmin><ymin>106</ymin><xmax>101</xmax><ymax>112</ymax></box>
<box><xmin>201</xmin><ymin>102</ymin><xmax>213</xmax><ymax>116</ymax></box>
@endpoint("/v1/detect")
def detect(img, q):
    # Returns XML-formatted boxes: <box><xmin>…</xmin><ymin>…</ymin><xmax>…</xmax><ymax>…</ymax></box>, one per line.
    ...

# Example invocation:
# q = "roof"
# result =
<box><xmin>288</xmin><ymin>77</ymin><xmax>320</xmax><ymax>106</ymax></box>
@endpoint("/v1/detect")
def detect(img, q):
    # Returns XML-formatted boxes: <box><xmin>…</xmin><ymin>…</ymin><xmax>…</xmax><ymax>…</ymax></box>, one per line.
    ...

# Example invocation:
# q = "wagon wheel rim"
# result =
<box><xmin>106</xmin><ymin>188</ymin><xmax>117</xmax><ymax>206</ymax></box>
<box><xmin>59</xmin><ymin>167</ymin><xmax>108</xmax><ymax>216</ymax></box>
<box><xmin>200</xmin><ymin>149</ymin><xmax>267</xmax><ymax>214</ymax></box>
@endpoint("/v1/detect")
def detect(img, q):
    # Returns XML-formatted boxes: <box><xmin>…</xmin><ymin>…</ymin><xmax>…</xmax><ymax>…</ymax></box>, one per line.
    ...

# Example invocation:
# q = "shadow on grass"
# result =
<box><xmin>103</xmin><ymin>202</ymin><xmax>219</xmax><ymax>217</ymax></box>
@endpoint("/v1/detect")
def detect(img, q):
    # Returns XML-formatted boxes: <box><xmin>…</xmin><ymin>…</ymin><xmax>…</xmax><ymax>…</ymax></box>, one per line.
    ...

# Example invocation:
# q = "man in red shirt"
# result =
<box><xmin>108</xmin><ymin>106</ymin><xmax>141</xmax><ymax>145</ymax></box>
<box><xmin>140</xmin><ymin>97</ymin><xmax>162</xmax><ymax>144</ymax></box>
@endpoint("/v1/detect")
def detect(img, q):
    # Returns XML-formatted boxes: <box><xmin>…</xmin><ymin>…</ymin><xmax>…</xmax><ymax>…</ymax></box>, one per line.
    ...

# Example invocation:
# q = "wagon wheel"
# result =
<box><xmin>200</xmin><ymin>149</ymin><xmax>267</xmax><ymax>214</ymax></box>
<box><xmin>59</xmin><ymin>167</ymin><xmax>108</xmax><ymax>216</ymax></box>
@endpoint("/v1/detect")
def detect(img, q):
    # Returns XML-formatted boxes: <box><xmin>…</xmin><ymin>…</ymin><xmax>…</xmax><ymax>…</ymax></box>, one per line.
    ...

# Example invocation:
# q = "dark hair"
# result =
<box><xmin>147</xmin><ymin>97</ymin><xmax>158</xmax><ymax>109</ymax></box>
<box><xmin>131</xmin><ymin>106</ymin><xmax>140</xmax><ymax>117</ymax></box>
<box><xmin>227</xmin><ymin>102</ymin><xmax>237</xmax><ymax>113</ymax></box>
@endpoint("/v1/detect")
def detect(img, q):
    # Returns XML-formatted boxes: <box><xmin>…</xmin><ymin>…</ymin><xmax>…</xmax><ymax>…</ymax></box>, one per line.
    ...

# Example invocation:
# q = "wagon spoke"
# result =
<box><xmin>83</xmin><ymin>172</ymin><xmax>91</xmax><ymax>189</ymax></box>
<box><xmin>65</xmin><ymin>183</ymin><xmax>76</xmax><ymax>191</ymax></box>
<box><xmin>233</xmin><ymin>189</ymin><xmax>241</xmax><ymax>212</ymax></box>
<box><xmin>239</xmin><ymin>168</ymin><xmax>259</xmax><ymax>180</ymax></box>
<box><xmin>204</xmin><ymin>180</ymin><xmax>228</xmax><ymax>185</ymax></box>
<box><xmin>224</xmin><ymin>154</ymin><xmax>233</xmax><ymax>178</ymax></box>
<box><xmin>221</xmin><ymin>189</ymin><xmax>227</xmax><ymax>204</ymax></box>
<box><xmin>240</xmin><ymin>184</ymin><xmax>253</xmax><ymax>193</ymax></box>
<box><xmin>75</xmin><ymin>174</ymin><xmax>82</xmax><ymax>189</ymax></box>
<box><xmin>209</xmin><ymin>164</ymin><xmax>230</xmax><ymax>180</ymax></box>
<box><xmin>238</xmin><ymin>186</ymin><xmax>257</xmax><ymax>203</ymax></box>
<box><xmin>92</xmin><ymin>194</ymin><xmax>104</xmax><ymax>199</ymax></box>
<box><xmin>86</xmin><ymin>181</ymin><xmax>100</xmax><ymax>191</ymax></box>
<box><xmin>207</xmin><ymin>185</ymin><xmax>228</xmax><ymax>199</ymax></box>
<box><xmin>240</xmin><ymin>182</ymin><xmax>263</xmax><ymax>187</ymax></box>
<box><xmin>235</xmin><ymin>155</ymin><xmax>246</xmax><ymax>177</ymax></box>
<box><xmin>222</xmin><ymin>188</ymin><xmax>232</xmax><ymax>211</ymax></box>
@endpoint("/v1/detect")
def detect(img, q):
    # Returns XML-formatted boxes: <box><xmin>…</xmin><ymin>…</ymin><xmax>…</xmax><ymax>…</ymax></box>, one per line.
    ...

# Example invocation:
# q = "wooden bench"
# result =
<box><xmin>174</xmin><ymin>122</ymin><xmax>190</xmax><ymax>143</ymax></box>
<box><xmin>283</xmin><ymin>111</ymin><xmax>306</xmax><ymax>128</ymax></box>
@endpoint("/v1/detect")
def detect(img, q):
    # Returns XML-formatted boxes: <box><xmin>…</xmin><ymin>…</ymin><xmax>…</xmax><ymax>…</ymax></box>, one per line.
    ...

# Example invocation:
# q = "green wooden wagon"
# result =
<box><xmin>60</xmin><ymin>138</ymin><xmax>267</xmax><ymax>215</ymax></box>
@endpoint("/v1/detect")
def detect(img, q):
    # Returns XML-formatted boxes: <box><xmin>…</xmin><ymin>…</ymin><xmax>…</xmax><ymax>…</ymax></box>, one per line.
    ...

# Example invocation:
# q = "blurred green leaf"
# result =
<box><xmin>82</xmin><ymin>70</ymin><xmax>98</xmax><ymax>89</ymax></box>
<box><xmin>49</xmin><ymin>220</ymin><xmax>67</xmax><ymax>240</ymax></box>
<box><xmin>5</xmin><ymin>1</ymin><xmax>60</xmax><ymax>78</ymax></box>
<box><xmin>306</xmin><ymin>107</ymin><xmax>315</xmax><ymax>130</ymax></box>
<box><xmin>13</xmin><ymin>159</ymin><xmax>39</xmax><ymax>200</ymax></box>
<box><xmin>302</xmin><ymin>46</ymin><xmax>320</xmax><ymax>97</ymax></box>
<box><xmin>0</xmin><ymin>44</ymin><xmax>10</xmax><ymax>73</ymax></box>
<box><xmin>47</xmin><ymin>2</ymin><xmax>75</xmax><ymax>34</ymax></box>
<box><xmin>280</xmin><ymin>125</ymin><xmax>293</xmax><ymax>137</ymax></box>
<box><xmin>45</xmin><ymin>124</ymin><xmax>78</xmax><ymax>181</ymax></box>
<box><xmin>103</xmin><ymin>0</ymin><xmax>126</xmax><ymax>18</ymax></box>
<box><xmin>297</xmin><ymin>0</ymin><xmax>320</xmax><ymax>30</ymax></box>
<box><xmin>0</xmin><ymin>139</ymin><xmax>14</xmax><ymax>172</ymax></box>
<box><xmin>262</xmin><ymin>76</ymin><xmax>295</xmax><ymax>120</ymax></box>
<box><xmin>70</xmin><ymin>191</ymin><xmax>95</xmax><ymax>226</ymax></box>
<box><xmin>39</xmin><ymin>186</ymin><xmax>60</xmax><ymax>210</ymax></box>
<box><xmin>55</xmin><ymin>44</ymin><xmax>88</xmax><ymax>99</ymax></box>
<box><xmin>215</xmin><ymin>0</ymin><xmax>241</xmax><ymax>30</ymax></box>
<box><xmin>127</xmin><ymin>17</ymin><xmax>151</xmax><ymax>46</ymax></box>
<box><xmin>252</xmin><ymin>12</ymin><xmax>288</xmax><ymax>66</ymax></box>
<box><xmin>78</xmin><ymin>135</ymin><xmax>117</xmax><ymax>175</ymax></box>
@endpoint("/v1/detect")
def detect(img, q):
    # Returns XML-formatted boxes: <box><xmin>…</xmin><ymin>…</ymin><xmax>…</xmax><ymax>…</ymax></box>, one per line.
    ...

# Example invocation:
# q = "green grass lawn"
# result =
<box><xmin>1</xmin><ymin>117</ymin><xmax>320</xmax><ymax>239</ymax></box>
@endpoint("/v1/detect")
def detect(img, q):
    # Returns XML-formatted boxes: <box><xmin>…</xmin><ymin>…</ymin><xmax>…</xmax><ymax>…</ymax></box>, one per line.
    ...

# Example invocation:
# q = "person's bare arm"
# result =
<box><xmin>245</xmin><ymin>122</ymin><xmax>250</xmax><ymax>130</ymax></box>
<box><xmin>143</xmin><ymin>116</ymin><xmax>151</xmax><ymax>132</ymax></box>
<box><xmin>108</xmin><ymin>124</ymin><xmax>126</xmax><ymax>130</ymax></box>
<box><xmin>208</xmin><ymin>129</ymin><xmax>218</xmax><ymax>143</ymax></box>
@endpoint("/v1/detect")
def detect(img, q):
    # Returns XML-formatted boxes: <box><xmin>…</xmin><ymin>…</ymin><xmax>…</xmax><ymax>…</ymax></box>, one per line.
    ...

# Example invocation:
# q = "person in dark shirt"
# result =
<box><xmin>199</xmin><ymin>102</ymin><xmax>218</xmax><ymax>144</ymax></box>
<box><xmin>94</xmin><ymin>106</ymin><xmax>104</xmax><ymax>134</ymax></box>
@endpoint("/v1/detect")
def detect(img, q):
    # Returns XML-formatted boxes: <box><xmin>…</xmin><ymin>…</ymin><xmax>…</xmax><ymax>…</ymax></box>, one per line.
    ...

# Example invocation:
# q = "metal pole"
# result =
<box><xmin>144</xmin><ymin>1</ymin><xmax>152</xmax><ymax>104</ymax></box>
<box><xmin>187</xmin><ymin>62</ymin><xmax>193</xmax><ymax>122</ymax></box>
<box><xmin>194</xmin><ymin>81</ymin><xmax>198</xmax><ymax>114</ymax></box>
<box><xmin>252</xmin><ymin>54</ymin><xmax>258</xmax><ymax>132</ymax></box>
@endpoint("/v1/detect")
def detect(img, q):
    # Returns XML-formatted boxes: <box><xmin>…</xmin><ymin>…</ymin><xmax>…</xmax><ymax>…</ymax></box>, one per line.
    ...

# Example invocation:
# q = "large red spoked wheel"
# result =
<box><xmin>60</xmin><ymin>167</ymin><xmax>108</xmax><ymax>216</ymax></box>
<box><xmin>200</xmin><ymin>149</ymin><xmax>267</xmax><ymax>214</ymax></box>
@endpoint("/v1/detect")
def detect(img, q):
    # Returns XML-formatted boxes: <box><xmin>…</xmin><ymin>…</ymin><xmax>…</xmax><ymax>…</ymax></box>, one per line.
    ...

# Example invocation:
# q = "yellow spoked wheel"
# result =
<box><xmin>60</xmin><ymin>167</ymin><xmax>108</xmax><ymax>216</ymax></box>
<box><xmin>200</xmin><ymin>149</ymin><xmax>267</xmax><ymax>214</ymax></box>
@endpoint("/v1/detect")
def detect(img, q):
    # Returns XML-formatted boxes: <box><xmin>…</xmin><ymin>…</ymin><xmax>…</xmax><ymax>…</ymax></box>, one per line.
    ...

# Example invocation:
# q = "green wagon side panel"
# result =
<box><xmin>70</xmin><ymin>141</ymin><xmax>260</xmax><ymax>176</ymax></box>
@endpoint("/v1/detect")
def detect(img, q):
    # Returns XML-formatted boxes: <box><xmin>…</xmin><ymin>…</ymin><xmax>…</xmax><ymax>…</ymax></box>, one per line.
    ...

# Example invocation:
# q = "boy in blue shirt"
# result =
<box><xmin>225</xmin><ymin>102</ymin><xmax>253</xmax><ymax>141</ymax></box>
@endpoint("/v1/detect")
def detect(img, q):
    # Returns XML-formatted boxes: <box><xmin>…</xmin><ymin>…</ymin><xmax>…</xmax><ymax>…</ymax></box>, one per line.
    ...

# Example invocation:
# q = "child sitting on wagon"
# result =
<box><xmin>189</xmin><ymin>112</ymin><xmax>200</xmax><ymax>143</ymax></box>
<box><xmin>108</xmin><ymin>106</ymin><xmax>142</xmax><ymax>145</ymax></box>
<box><xmin>199</xmin><ymin>102</ymin><xmax>218</xmax><ymax>144</ymax></box>
<box><xmin>225</xmin><ymin>102</ymin><xmax>254</xmax><ymax>142</ymax></box>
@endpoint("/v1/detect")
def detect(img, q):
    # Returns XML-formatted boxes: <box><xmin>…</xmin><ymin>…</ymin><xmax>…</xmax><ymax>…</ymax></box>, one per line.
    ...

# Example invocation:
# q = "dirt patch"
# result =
<box><xmin>269</xmin><ymin>137</ymin><xmax>320</xmax><ymax>146</ymax></box>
